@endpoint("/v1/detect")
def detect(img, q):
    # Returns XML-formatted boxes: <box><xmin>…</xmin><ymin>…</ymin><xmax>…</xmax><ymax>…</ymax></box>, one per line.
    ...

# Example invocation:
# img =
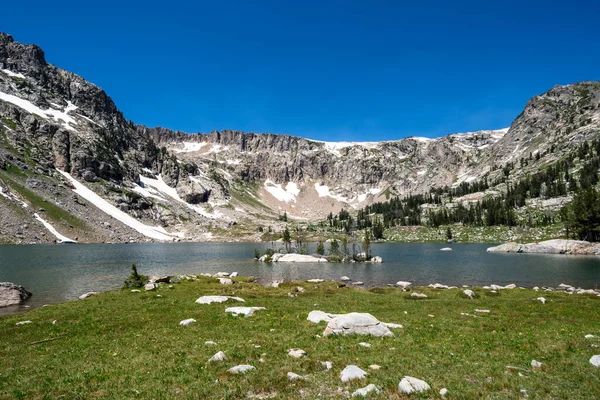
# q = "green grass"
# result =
<box><xmin>0</xmin><ymin>171</ymin><xmax>87</xmax><ymax>230</ymax></box>
<box><xmin>1</xmin><ymin>277</ymin><xmax>599</xmax><ymax>399</ymax></box>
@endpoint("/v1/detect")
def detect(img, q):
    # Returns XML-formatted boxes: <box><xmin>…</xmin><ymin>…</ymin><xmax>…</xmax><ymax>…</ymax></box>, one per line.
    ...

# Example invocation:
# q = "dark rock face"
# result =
<box><xmin>0</xmin><ymin>282</ymin><xmax>32</xmax><ymax>307</ymax></box>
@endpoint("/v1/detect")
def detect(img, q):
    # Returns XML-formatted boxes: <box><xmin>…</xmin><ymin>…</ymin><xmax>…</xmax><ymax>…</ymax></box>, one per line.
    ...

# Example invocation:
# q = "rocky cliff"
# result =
<box><xmin>1</xmin><ymin>32</ymin><xmax>599</xmax><ymax>243</ymax></box>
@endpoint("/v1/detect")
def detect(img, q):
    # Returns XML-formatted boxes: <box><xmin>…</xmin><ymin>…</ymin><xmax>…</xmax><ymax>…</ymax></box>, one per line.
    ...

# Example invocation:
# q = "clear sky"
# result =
<box><xmin>2</xmin><ymin>0</ymin><xmax>599</xmax><ymax>141</ymax></box>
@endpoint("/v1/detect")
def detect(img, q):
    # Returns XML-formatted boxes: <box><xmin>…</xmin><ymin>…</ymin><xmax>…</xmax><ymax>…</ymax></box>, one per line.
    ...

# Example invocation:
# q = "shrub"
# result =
<box><xmin>123</xmin><ymin>263</ymin><xmax>148</xmax><ymax>289</ymax></box>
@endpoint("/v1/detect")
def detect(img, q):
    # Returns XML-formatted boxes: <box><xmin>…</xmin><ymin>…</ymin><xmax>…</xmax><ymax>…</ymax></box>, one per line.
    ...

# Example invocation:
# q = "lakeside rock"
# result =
<box><xmin>487</xmin><ymin>239</ymin><xmax>600</xmax><ymax>255</ymax></box>
<box><xmin>259</xmin><ymin>253</ymin><xmax>328</xmax><ymax>263</ymax></box>
<box><xmin>0</xmin><ymin>282</ymin><xmax>32</xmax><ymax>307</ymax></box>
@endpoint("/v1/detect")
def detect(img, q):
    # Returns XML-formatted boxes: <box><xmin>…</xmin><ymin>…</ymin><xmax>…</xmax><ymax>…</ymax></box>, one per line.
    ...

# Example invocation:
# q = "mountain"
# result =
<box><xmin>1</xmin><ymin>32</ymin><xmax>599</xmax><ymax>244</ymax></box>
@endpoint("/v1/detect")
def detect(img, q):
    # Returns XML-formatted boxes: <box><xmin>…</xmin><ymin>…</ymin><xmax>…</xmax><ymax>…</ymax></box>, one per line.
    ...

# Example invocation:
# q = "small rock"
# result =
<box><xmin>352</xmin><ymin>281</ymin><xmax>364</xmax><ymax>286</ymax></box>
<box><xmin>352</xmin><ymin>384</ymin><xmax>379</xmax><ymax>397</ymax></box>
<box><xmin>208</xmin><ymin>351</ymin><xmax>227</xmax><ymax>362</ymax></box>
<box><xmin>287</xmin><ymin>372</ymin><xmax>306</xmax><ymax>381</ymax></box>
<box><xmin>144</xmin><ymin>283</ymin><xmax>156</xmax><ymax>291</ymax></box>
<box><xmin>384</xmin><ymin>322</ymin><xmax>403</xmax><ymax>329</ymax></box>
<box><xmin>271</xmin><ymin>281</ymin><xmax>280</xmax><ymax>288</ymax></box>
<box><xmin>179</xmin><ymin>318</ymin><xmax>196</xmax><ymax>326</ymax></box>
<box><xmin>288</xmin><ymin>348</ymin><xmax>307</xmax><ymax>358</ymax></box>
<box><xmin>307</xmin><ymin>279</ymin><xmax>324</xmax><ymax>283</ymax></box>
<box><xmin>130</xmin><ymin>289</ymin><xmax>140</xmax><ymax>293</ymax></box>
<box><xmin>440</xmin><ymin>388</ymin><xmax>448</xmax><ymax>397</ymax></box>
<box><xmin>78</xmin><ymin>292</ymin><xmax>98</xmax><ymax>300</ymax></box>
<box><xmin>340</xmin><ymin>365</ymin><xmax>367</xmax><ymax>382</ymax></box>
<box><xmin>537</xmin><ymin>297</ymin><xmax>546</xmax><ymax>304</ymax></box>
<box><xmin>358</xmin><ymin>342</ymin><xmax>371</xmax><ymax>348</ymax></box>
<box><xmin>585</xmin><ymin>334</ymin><xmax>597</xmax><ymax>339</ymax></box>
<box><xmin>398</xmin><ymin>376</ymin><xmax>431</xmax><ymax>394</ymax></box>
<box><xmin>590</xmin><ymin>355</ymin><xmax>600</xmax><ymax>367</ymax></box>
<box><xmin>341</xmin><ymin>276</ymin><xmax>351</xmax><ymax>281</ymax></box>
<box><xmin>229</xmin><ymin>365</ymin><xmax>255</xmax><ymax>374</ymax></box>
<box><xmin>531</xmin><ymin>360</ymin><xmax>542</xmax><ymax>368</ymax></box>
<box><xmin>15</xmin><ymin>320</ymin><xmax>32</xmax><ymax>326</ymax></box>
<box><xmin>475</xmin><ymin>309</ymin><xmax>490</xmax><ymax>313</ymax></box>
<box><xmin>463</xmin><ymin>289</ymin><xmax>475</xmax><ymax>299</ymax></box>
<box><xmin>205</xmin><ymin>341</ymin><xmax>217</xmax><ymax>346</ymax></box>
<box><xmin>196</xmin><ymin>295</ymin><xmax>245</xmax><ymax>304</ymax></box>
<box><xmin>225</xmin><ymin>306</ymin><xmax>265</xmax><ymax>317</ymax></box>
<box><xmin>368</xmin><ymin>364</ymin><xmax>381</xmax><ymax>370</ymax></box>
<box><xmin>396</xmin><ymin>281</ymin><xmax>412</xmax><ymax>288</ymax></box>
<box><xmin>411</xmin><ymin>292</ymin><xmax>428</xmax><ymax>298</ymax></box>
<box><xmin>533</xmin><ymin>286</ymin><xmax>540</xmax><ymax>291</ymax></box>
<box><xmin>218</xmin><ymin>278</ymin><xmax>233</xmax><ymax>285</ymax></box>
<box><xmin>320</xmin><ymin>361</ymin><xmax>333</xmax><ymax>370</ymax></box>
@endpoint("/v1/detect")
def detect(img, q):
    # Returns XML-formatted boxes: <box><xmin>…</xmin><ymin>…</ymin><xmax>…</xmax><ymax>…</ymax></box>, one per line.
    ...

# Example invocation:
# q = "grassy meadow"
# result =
<box><xmin>1</xmin><ymin>277</ymin><xmax>600</xmax><ymax>399</ymax></box>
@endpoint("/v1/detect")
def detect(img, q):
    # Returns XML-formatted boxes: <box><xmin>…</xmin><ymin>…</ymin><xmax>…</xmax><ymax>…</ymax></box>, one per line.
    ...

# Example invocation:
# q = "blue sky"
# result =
<box><xmin>3</xmin><ymin>1</ymin><xmax>599</xmax><ymax>141</ymax></box>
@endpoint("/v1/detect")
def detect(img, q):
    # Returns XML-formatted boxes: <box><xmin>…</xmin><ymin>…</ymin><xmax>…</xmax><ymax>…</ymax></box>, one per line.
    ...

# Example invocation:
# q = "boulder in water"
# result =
<box><xmin>0</xmin><ymin>282</ymin><xmax>32</xmax><ymax>307</ymax></box>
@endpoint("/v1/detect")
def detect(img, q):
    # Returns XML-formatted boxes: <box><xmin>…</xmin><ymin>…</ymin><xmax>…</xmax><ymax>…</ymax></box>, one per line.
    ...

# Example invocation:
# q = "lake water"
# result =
<box><xmin>1</xmin><ymin>242</ymin><xmax>600</xmax><ymax>315</ymax></box>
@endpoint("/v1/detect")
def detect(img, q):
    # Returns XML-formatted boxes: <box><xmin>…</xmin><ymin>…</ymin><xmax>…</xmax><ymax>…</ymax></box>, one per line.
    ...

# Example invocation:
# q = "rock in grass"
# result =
<box><xmin>537</xmin><ymin>297</ymin><xmax>547</xmax><ymax>304</ymax></box>
<box><xmin>352</xmin><ymin>384</ymin><xmax>379</xmax><ymax>397</ymax></box>
<box><xmin>384</xmin><ymin>322</ymin><xmax>403</xmax><ymax>329</ymax></box>
<box><xmin>411</xmin><ymin>292</ymin><xmax>428</xmax><ymax>298</ymax></box>
<box><xmin>358</xmin><ymin>342</ymin><xmax>371</xmax><ymax>348</ymax></box>
<box><xmin>179</xmin><ymin>318</ymin><xmax>196</xmax><ymax>326</ymax></box>
<box><xmin>396</xmin><ymin>281</ymin><xmax>412</xmax><ymax>288</ymax></box>
<box><xmin>320</xmin><ymin>361</ymin><xmax>333</xmax><ymax>370</ymax></box>
<box><xmin>288</xmin><ymin>348</ymin><xmax>307</xmax><ymax>358</ymax></box>
<box><xmin>440</xmin><ymin>388</ymin><xmax>448</xmax><ymax>397</ymax></box>
<box><xmin>144</xmin><ymin>283</ymin><xmax>157</xmax><ymax>291</ymax></box>
<box><xmin>463</xmin><ymin>289</ymin><xmax>475</xmax><ymax>299</ymax></box>
<box><xmin>324</xmin><ymin>313</ymin><xmax>393</xmax><ymax>337</ymax></box>
<box><xmin>230</xmin><ymin>272</ymin><xmax>238</xmax><ymax>277</ymax></box>
<box><xmin>475</xmin><ymin>309</ymin><xmax>490</xmax><ymax>313</ymax></box>
<box><xmin>15</xmin><ymin>320</ymin><xmax>32</xmax><ymax>326</ymax></box>
<box><xmin>229</xmin><ymin>365</ymin><xmax>255</xmax><ymax>374</ymax></box>
<box><xmin>287</xmin><ymin>372</ymin><xmax>306</xmax><ymax>381</ymax></box>
<box><xmin>205</xmin><ymin>341</ymin><xmax>217</xmax><ymax>346</ymax></box>
<box><xmin>307</xmin><ymin>279</ymin><xmax>325</xmax><ymax>283</ymax></box>
<box><xmin>225</xmin><ymin>306</ymin><xmax>265</xmax><ymax>317</ymax></box>
<box><xmin>368</xmin><ymin>364</ymin><xmax>381</xmax><ymax>370</ymax></box>
<box><xmin>531</xmin><ymin>360</ymin><xmax>542</xmax><ymax>368</ymax></box>
<box><xmin>307</xmin><ymin>310</ymin><xmax>339</xmax><ymax>324</ymax></box>
<box><xmin>398</xmin><ymin>376</ymin><xmax>431</xmax><ymax>394</ymax></box>
<box><xmin>130</xmin><ymin>289</ymin><xmax>140</xmax><ymax>293</ymax></box>
<box><xmin>208</xmin><ymin>351</ymin><xmax>227</xmax><ymax>362</ymax></box>
<box><xmin>218</xmin><ymin>278</ymin><xmax>233</xmax><ymax>285</ymax></box>
<box><xmin>585</xmin><ymin>334</ymin><xmax>598</xmax><ymax>339</ymax></box>
<box><xmin>340</xmin><ymin>365</ymin><xmax>367</xmax><ymax>382</ymax></box>
<box><xmin>590</xmin><ymin>355</ymin><xmax>600</xmax><ymax>367</ymax></box>
<box><xmin>195</xmin><ymin>295</ymin><xmax>245</xmax><ymax>304</ymax></box>
<box><xmin>78</xmin><ymin>292</ymin><xmax>99</xmax><ymax>299</ymax></box>
<box><xmin>0</xmin><ymin>282</ymin><xmax>32</xmax><ymax>307</ymax></box>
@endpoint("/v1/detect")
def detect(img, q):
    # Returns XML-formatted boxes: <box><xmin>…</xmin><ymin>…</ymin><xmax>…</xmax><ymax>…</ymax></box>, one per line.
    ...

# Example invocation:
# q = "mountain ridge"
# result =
<box><xmin>1</xmin><ymin>32</ymin><xmax>599</xmax><ymax>244</ymax></box>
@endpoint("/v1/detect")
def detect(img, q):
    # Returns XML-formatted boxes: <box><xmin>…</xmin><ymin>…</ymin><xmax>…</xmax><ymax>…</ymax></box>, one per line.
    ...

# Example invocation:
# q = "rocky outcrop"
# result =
<box><xmin>0</xmin><ymin>282</ymin><xmax>31</xmax><ymax>307</ymax></box>
<box><xmin>323</xmin><ymin>312</ymin><xmax>394</xmax><ymax>337</ymax></box>
<box><xmin>487</xmin><ymin>239</ymin><xmax>600</xmax><ymax>255</ymax></box>
<box><xmin>258</xmin><ymin>253</ymin><xmax>328</xmax><ymax>262</ymax></box>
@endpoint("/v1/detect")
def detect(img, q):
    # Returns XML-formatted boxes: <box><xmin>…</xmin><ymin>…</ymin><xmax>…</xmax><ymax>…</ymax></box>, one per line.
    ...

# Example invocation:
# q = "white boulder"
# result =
<box><xmin>358</xmin><ymin>342</ymin><xmax>371</xmax><ymax>348</ymax></box>
<box><xmin>537</xmin><ymin>297</ymin><xmax>546</xmax><ymax>304</ymax></box>
<box><xmin>144</xmin><ymin>283</ymin><xmax>157</xmax><ymax>291</ymax></box>
<box><xmin>340</xmin><ymin>365</ymin><xmax>367</xmax><ymax>382</ymax></box>
<box><xmin>463</xmin><ymin>289</ymin><xmax>475</xmax><ymax>299</ymax></box>
<box><xmin>218</xmin><ymin>278</ymin><xmax>233</xmax><ymax>285</ymax></box>
<box><xmin>531</xmin><ymin>360</ymin><xmax>542</xmax><ymax>368</ymax></box>
<box><xmin>79</xmin><ymin>292</ymin><xmax>99</xmax><ymax>299</ymax></box>
<box><xmin>341</xmin><ymin>276</ymin><xmax>351</xmax><ymax>281</ymax></box>
<box><xmin>320</xmin><ymin>361</ymin><xmax>333</xmax><ymax>370</ymax></box>
<box><xmin>590</xmin><ymin>355</ymin><xmax>600</xmax><ymax>367</ymax></box>
<box><xmin>225</xmin><ymin>306</ymin><xmax>266</xmax><ymax>317</ymax></box>
<box><xmin>209</xmin><ymin>351</ymin><xmax>227</xmax><ymax>362</ymax></box>
<box><xmin>396</xmin><ymin>281</ymin><xmax>412</xmax><ymax>288</ymax></box>
<box><xmin>229</xmin><ymin>364</ymin><xmax>255</xmax><ymax>374</ymax></box>
<box><xmin>440</xmin><ymin>247</ymin><xmax>452</xmax><ymax>251</ymax></box>
<box><xmin>398</xmin><ymin>376</ymin><xmax>431</xmax><ymax>394</ymax></box>
<box><xmin>411</xmin><ymin>292</ymin><xmax>428</xmax><ymax>298</ymax></box>
<box><xmin>15</xmin><ymin>320</ymin><xmax>32</xmax><ymax>326</ymax></box>
<box><xmin>307</xmin><ymin>310</ymin><xmax>339</xmax><ymax>324</ymax></box>
<box><xmin>288</xmin><ymin>348</ymin><xmax>307</xmax><ymax>358</ymax></box>
<box><xmin>195</xmin><ymin>295</ymin><xmax>244</xmax><ymax>304</ymax></box>
<box><xmin>352</xmin><ymin>384</ymin><xmax>379</xmax><ymax>397</ymax></box>
<box><xmin>179</xmin><ymin>318</ymin><xmax>196</xmax><ymax>326</ymax></box>
<box><xmin>324</xmin><ymin>313</ymin><xmax>393</xmax><ymax>337</ymax></box>
<box><xmin>307</xmin><ymin>279</ymin><xmax>325</xmax><ymax>283</ymax></box>
<box><xmin>287</xmin><ymin>372</ymin><xmax>306</xmax><ymax>381</ymax></box>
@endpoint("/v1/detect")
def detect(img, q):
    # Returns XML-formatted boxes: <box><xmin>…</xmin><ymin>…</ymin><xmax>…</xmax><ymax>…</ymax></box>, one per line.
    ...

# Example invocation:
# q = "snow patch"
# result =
<box><xmin>264</xmin><ymin>180</ymin><xmax>300</xmax><ymax>203</ymax></box>
<box><xmin>314</xmin><ymin>183</ymin><xmax>349</xmax><ymax>203</ymax></box>
<box><xmin>34</xmin><ymin>213</ymin><xmax>77</xmax><ymax>243</ymax></box>
<box><xmin>173</xmin><ymin>142</ymin><xmax>208</xmax><ymax>153</ymax></box>
<box><xmin>1</xmin><ymin>69</ymin><xmax>25</xmax><ymax>79</ymax></box>
<box><xmin>57</xmin><ymin>169</ymin><xmax>181</xmax><ymax>240</ymax></box>
<box><xmin>0</xmin><ymin>92</ymin><xmax>78</xmax><ymax>131</ymax></box>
